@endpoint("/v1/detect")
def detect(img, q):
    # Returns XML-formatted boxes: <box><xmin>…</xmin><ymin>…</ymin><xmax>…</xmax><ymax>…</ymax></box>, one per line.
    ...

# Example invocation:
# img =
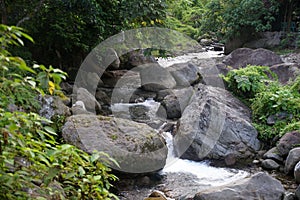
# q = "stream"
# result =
<box><xmin>112</xmin><ymin>91</ymin><xmax>249</xmax><ymax>199</ymax></box>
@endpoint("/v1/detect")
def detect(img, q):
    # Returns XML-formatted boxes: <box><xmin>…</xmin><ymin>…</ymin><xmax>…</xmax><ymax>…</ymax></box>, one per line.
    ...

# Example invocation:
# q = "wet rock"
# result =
<box><xmin>224</xmin><ymin>153</ymin><xmax>236</xmax><ymax>166</ymax></box>
<box><xmin>193</xmin><ymin>172</ymin><xmax>285</xmax><ymax>200</ymax></box>
<box><xmin>62</xmin><ymin>114</ymin><xmax>167</xmax><ymax>173</ymax></box>
<box><xmin>200</xmin><ymin>39</ymin><xmax>213</xmax><ymax>46</ymax></box>
<box><xmin>167</xmin><ymin>63</ymin><xmax>201</xmax><ymax>87</ymax></box>
<box><xmin>213</xmin><ymin>44</ymin><xmax>224</xmax><ymax>51</ymax></box>
<box><xmin>283</xmin><ymin>192</ymin><xmax>296</xmax><ymax>200</ymax></box>
<box><xmin>140</xmin><ymin>63</ymin><xmax>176</xmax><ymax>92</ymax></box>
<box><xmin>296</xmin><ymin>185</ymin><xmax>300</xmax><ymax>200</ymax></box>
<box><xmin>159</xmin><ymin>87</ymin><xmax>194</xmax><ymax>119</ymax></box>
<box><xmin>263</xmin><ymin>147</ymin><xmax>284</xmax><ymax>163</ymax></box>
<box><xmin>219</xmin><ymin>48</ymin><xmax>283</xmax><ymax>74</ymax></box>
<box><xmin>278</xmin><ymin>131</ymin><xmax>300</xmax><ymax>157</ymax></box>
<box><xmin>75</xmin><ymin>87</ymin><xmax>101</xmax><ymax>114</ymax></box>
<box><xmin>175</xmin><ymin>84</ymin><xmax>260</xmax><ymax>161</ymax></box>
<box><xmin>295</xmin><ymin>161</ymin><xmax>300</xmax><ymax>184</ymax></box>
<box><xmin>285</xmin><ymin>147</ymin><xmax>300</xmax><ymax>174</ymax></box>
<box><xmin>71</xmin><ymin>101</ymin><xmax>93</xmax><ymax>115</ymax></box>
<box><xmin>261</xmin><ymin>159</ymin><xmax>280</xmax><ymax>170</ymax></box>
<box><xmin>144</xmin><ymin>190</ymin><xmax>168</xmax><ymax>200</ymax></box>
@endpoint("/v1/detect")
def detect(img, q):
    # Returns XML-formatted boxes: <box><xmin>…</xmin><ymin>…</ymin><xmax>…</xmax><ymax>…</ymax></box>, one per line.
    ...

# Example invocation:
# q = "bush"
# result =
<box><xmin>0</xmin><ymin>24</ymin><xmax>118</xmax><ymax>200</ymax></box>
<box><xmin>222</xmin><ymin>65</ymin><xmax>300</xmax><ymax>141</ymax></box>
<box><xmin>221</xmin><ymin>65</ymin><xmax>275</xmax><ymax>99</ymax></box>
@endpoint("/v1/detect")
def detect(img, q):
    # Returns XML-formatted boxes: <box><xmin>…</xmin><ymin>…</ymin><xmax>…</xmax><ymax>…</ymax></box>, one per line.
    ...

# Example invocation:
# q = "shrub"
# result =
<box><xmin>0</xmin><ymin>24</ymin><xmax>119</xmax><ymax>199</ymax></box>
<box><xmin>221</xmin><ymin>65</ymin><xmax>275</xmax><ymax>99</ymax></box>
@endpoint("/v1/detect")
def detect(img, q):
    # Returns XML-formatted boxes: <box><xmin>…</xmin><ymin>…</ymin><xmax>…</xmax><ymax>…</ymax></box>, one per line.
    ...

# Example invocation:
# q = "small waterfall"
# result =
<box><xmin>161</xmin><ymin>130</ymin><xmax>249</xmax><ymax>187</ymax></box>
<box><xmin>112</xmin><ymin>99</ymin><xmax>249</xmax><ymax>187</ymax></box>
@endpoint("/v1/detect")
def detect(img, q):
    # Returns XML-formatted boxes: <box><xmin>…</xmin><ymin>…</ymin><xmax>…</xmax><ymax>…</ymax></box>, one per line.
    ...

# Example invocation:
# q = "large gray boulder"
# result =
<box><xmin>277</xmin><ymin>131</ymin><xmax>300</xmax><ymax>157</ymax></box>
<box><xmin>158</xmin><ymin>87</ymin><xmax>194</xmax><ymax>119</ymax></box>
<box><xmin>218</xmin><ymin>48</ymin><xmax>283</xmax><ymax>74</ymax></box>
<box><xmin>167</xmin><ymin>62</ymin><xmax>201</xmax><ymax>87</ymax></box>
<box><xmin>295</xmin><ymin>161</ymin><xmax>300</xmax><ymax>184</ymax></box>
<box><xmin>243</xmin><ymin>32</ymin><xmax>282</xmax><ymax>49</ymax></box>
<box><xmin>285</xmin><ymin>147</ymin><xmax>300</xmax><ymax>174</ymax></box>
<box><xmin>193</xmin><ymin>172</ymin><xmax>285</xmax><ymax>200</ymax></box>
<box><xmin>174</xmin><ymin>84</ymin><xmax>260</xmax><ymax>161</ymax></box>
<box><xmin>140</xmin><ymin>63</ymin><xmax>176</xmax><ymax>92</ymax></box>
<box><xmin>62</xmin><ymin>114</ymin><xmax>167</xmax><ymax>173</ymax></box>
<box><xmin>75</xmin><ymin>87</ymin><xmax>101</xmax><ymax>113</ymax></box>
<box><xmin>269</xmin><ymin>63</ymin><xmax>300</xmax><ymax>84</ymax></box>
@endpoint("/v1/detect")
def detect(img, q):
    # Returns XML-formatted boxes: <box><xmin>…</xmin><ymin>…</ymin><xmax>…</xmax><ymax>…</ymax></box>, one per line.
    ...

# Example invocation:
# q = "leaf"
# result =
<box><xmin>65</xmin><ymin>172</ymin><xmax>76</xmax><ymax>179</ymax></box>
<box><xmin>44</xmin><ymin>126</ymin><xmax>57</xmax><ymax>135</ymax></box>
<box><xmin>48</xmin><ymin>81</ymin><xmax>55</xmax><ymax>95</ymax></box>
<box><xmin>78</xmin><ymin>166</ymin><xmax>86</xmax><ymax>176</ymax></box>
<box><xmin>90</xmin><ymin>153</ymin><xmax>100</xmax><ymax>163</ymax></box>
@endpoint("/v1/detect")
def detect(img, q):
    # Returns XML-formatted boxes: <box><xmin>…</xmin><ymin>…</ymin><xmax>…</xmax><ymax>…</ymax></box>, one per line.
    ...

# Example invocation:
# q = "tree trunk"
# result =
<box><xmin>286</xmin><ymin>0</ymin><xmax>293</xmax><ymax>32</ymax></box>
<box><xmin>0</xmin><ymin>0</ymin><xmax>7</xmax><ymax>24</ymax></box>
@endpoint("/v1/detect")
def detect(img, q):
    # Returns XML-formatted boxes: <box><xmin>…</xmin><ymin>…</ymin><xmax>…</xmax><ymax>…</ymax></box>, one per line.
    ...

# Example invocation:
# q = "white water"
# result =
<box><xmin>112</xmin><ymin>51</ymin><xmax>249</xmax><ymax>187</ymax></box>
<box><xmin>161</xmin><ymin>132</ymin><xmax>249</xmax><ymax>187</ymax></box>
<box><xmin>157</xmin><ymin>50</ymin><xmax>223</xmax><ymax>68</ymax></box>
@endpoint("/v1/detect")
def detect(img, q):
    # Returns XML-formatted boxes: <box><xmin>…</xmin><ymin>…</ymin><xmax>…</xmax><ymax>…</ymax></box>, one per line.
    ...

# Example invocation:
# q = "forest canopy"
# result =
<box><xmin>0</xmin><ymin>0</ymin><xmax>299</xmax><ymax>70</ymax></box>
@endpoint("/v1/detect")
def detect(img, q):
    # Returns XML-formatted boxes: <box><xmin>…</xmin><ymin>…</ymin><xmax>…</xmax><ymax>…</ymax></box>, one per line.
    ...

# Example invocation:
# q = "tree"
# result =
<box><xmin>0</xmin><ymin>0</ymin><xmax>168</xmax><ymax>74</ymax></box>
<box><xmin>200</xmin><ymin>0</ymin><xmax>280</xmax><ymax>41</ymax></box>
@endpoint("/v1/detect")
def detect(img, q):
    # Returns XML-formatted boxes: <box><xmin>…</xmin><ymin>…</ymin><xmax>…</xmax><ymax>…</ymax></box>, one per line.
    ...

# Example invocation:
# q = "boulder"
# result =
<box><xmin>159</xmin><ymin>87</ymin><xmax>194</xmax><ymax>119</ymax></box>
<box><xmin>270</xmin><ymin>63</ymin><xmax>300</xmax><ymax>84</ymax></box>
<box><xmin>243</xmin><ymin>32</ymin><xmax>282</xmax><ymax>49</ymax></box>
<box><xmin>261</xmin><ymin>159</ymin><xmax>280</xmax><ymax>170</ymax></box>
<box><xmin>224</xmin><ymin>27</ymin><xmax>256</xmax><ymax>54</ymax></box>
<box><xmin>267</xmin><ymin>112</ymin><xmax>293</xmax><ymax>125</ymax></box>
<box><xmin>277</xmin><ymin>131</ymin><xmax>300</xmax><ymax>157</ymax></box>
<box><xmin>222</xmin><ymin>48</ymin><xmax>283</xmax><ymax>70</ymax></box>
<box><xmin>167</xmin><ymin>62</ymin><xmax>201</xmax><ymax>87</ymax></box>
<box><xmin>75</xmin><ymin>87</ymin><xmax>101</xmax><ymax>114</ymax></box>
<box><xmin>263</xmin><ymin>147</ymin><xmax>284</xmax><ymax>163</ymax></box>
<box><xmin>285</xmin><ymin>147</ymin><xmax>300</xmax><ymax>174</ymax></box>
<box><xmin>174</xmin><ymin>84</ymin><xmax>260</xmax><ymax>161</ymax></box>
<box><xmin>120</xmin><ymin>50</ymin><xmax>157</xmax><ymax>70</ymax></box>
<box><xmin>140</xmin><ymin>63</ymin><xmax>176</xmax><ymax>92</ymax></box>
<box><xmin>105</xmin><ymin>48</ymin><xmax>120</xmax><ymax>70</ymax></box>
<box><xmin>144</xmin><ymin>190</ymin><xmax>168</xmax><ymax>200</ymax></box>
<box><xmin>296</xmin><ymin>185</ymin><xmax>300</xmax><ymax>200</ymax></box>
<box><xmin>71</xmin><ymin>101</ymin><xmax>93</xmax><ymax>115</ymax></box>
<box><xmin>39</xmin><ymin>95</ymin><xmax>71</xmax><ymax>120</ymax></box>
<box><xmin>283</xmin><ymin>192</ymin><xmax>296</xmax><ymax>200</ymax></box>
<box><xmin>194</xmin><ymin>172</ymin><xmax>285</xmax><ymax>200</ymax></box>
<box><xmin>62</xmin><ymin>114</ymin><xmax>167</xmax><ymax>173</ymax></box>
<box><xmin>295</xmin><ymin>161</ymin><xmax>300</xmax><ymax>184</ymax></box>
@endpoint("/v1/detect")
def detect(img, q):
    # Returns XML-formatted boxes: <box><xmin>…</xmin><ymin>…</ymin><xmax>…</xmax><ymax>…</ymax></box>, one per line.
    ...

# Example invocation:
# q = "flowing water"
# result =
<box><xmin>161</xmin><ymin>132</ymin><xmax>248</xmax><ymax>187</ymax></box>
<box><xmin>114</xmin><ymin>51</ymin><xmax>250</xmax><ymax>199</ymax></box>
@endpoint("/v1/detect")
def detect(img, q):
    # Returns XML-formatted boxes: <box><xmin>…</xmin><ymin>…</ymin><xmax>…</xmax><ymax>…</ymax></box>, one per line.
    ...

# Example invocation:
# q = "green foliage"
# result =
<box><xmin>221</xmin><ymin>65</ymin><xmax>275</xmax><ymax>99</ymax></box>
<box><xmin>165</xmin><ymin>0</ymin><xmax>208</xmax><ymax>39</ymax></box>
<box><xmin>251</xmin><ymin>83</ymin><xmax>300</xmax><ymax>120</ymax></box>
<box><xmin>253</xmin><ymin>117</ymin><xmax>300</xmax><ymax>141</ymax></box>
<box><xmin>200</xmin><ymin>0</ymin><xmax>279</xmax><ymax>40</ymax></box>
<box><xmin>120</xmin><ymin>0</ymin><xmax>167</xmax><ymax>28</ymax></box>
<box><xmin>0</xmin><ymin>24</ymin><xmax>118</xmax><ymax>199</ymax></box>
<box><xmin>0</xmin><ymin>110</ymin><xmax>118</xmax><ymax>199</ymax></box>
<box><xmin>222</xmin><ymin>65</ymin><xmax>300</xmax><ymax>141</ymax></box>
